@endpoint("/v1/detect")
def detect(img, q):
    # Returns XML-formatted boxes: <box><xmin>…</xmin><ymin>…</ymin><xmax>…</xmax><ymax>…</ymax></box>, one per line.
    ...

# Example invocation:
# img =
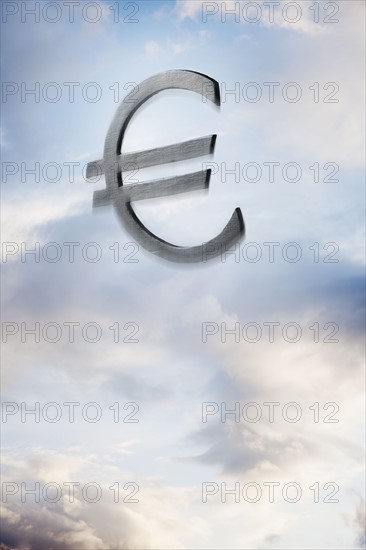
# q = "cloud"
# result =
<box><xmin>343</xmin><ymin>498</ymin><xmax>366</xmax><ymax>549</ymax></box>
<box><xmin>1</xmin><ymin>1</ymin><xmax>364</xmax><ymax>548</ymax></box>
<box><xmin>0</xmin><ymin>128</ymin><xmax>9</xmax><ymax>148</ymax></box>
<box><xmin>175</xmin><ymin>0</ymin><xmax>203</xmax><ymax>22</ymax></box>
<box><xmin>353</xmin><ymin>500</ymin><xmax>366</xmax><ymax>549</ymax></box>
<box><xmin>1</xmin><ymin>178</ymin><xmax>89</xmax><ymax>248</ymax></box>
<box><xmin>0</xmin><ymin>448</ymin><xmax>204</xmax><ymax>550</ymax></box>
<box><xmin>175</xmin><ymin>0</ymin><xmax>334</xmax><ymax>34</ymax></box>
<box><xmin>145</xmin><ymin>41</ymin><xmax>161</xmax><ymax>57</ymax></box>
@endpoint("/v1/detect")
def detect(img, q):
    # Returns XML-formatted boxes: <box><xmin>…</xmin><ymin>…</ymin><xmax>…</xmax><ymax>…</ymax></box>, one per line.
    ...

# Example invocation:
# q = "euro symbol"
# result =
<box><xmin>86</xmin><ymin>70</ymin><xmax>244</xmax><ymax>263</ymax></box>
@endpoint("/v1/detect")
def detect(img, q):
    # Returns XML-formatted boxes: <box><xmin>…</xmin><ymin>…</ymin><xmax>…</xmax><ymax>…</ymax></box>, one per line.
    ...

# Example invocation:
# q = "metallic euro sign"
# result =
<box><xmin>86</xmin><ymin>70</ymin><xmax>244</xmax><ymax>263</ymax></box>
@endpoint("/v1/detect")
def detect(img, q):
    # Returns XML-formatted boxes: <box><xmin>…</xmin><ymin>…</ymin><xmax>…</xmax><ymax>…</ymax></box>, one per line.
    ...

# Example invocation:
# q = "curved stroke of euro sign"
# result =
<box><xmin>86</xmin><ymin>70</ymin><xmax>245</xmax><ymax>263</ymax></box>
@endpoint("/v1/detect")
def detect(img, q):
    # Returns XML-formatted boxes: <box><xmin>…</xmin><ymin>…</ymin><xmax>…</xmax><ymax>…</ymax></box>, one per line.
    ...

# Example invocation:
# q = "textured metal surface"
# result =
<box><xmin>87</xmin><ymin>69</ymin><xmax>244</xmax><ymax>263</ymax></box>
<box><xmin>86</xmin><ymin>135</ymin><xmax>217</xmax><ymax>180</ymax></box>
<box><xmin>93</xmin><ymin>170</ymin><xmax>211</xmax><ymax>207</ymax></box>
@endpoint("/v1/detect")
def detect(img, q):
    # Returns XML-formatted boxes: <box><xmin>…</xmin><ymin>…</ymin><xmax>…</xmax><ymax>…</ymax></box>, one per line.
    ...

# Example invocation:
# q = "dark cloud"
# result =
<box><xmin>353</xmin><ymin>500</ymin><xmax>366</xmax><ymax>549</ymax></box>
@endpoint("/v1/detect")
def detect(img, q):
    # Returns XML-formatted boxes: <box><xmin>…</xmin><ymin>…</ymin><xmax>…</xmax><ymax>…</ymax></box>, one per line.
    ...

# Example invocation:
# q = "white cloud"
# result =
<box><xmin>1</xmin><ymin>178</ymin><xmax>89</xmax><ymax>248</ymax></box>
<box><xmin>175</xmin><ymin>0</ymin><xmax>333</xmax><ymax>33</ymax></box>
<box><xmin>175</xmin><ymin>0</ymin><xmax>203</xmax><ymax>21</ymax></box>
<box><xmin>145</xmin><ymin>40</ymin><xmax>161</xmax><ymax>57</ymax></box>
<box><xmin>1</xmin><ymin>128</ymin><xmax>9</xmax><ymax>148</ymax></box>
<box><xmin>2</xmin><ymin>1</ymin><xmax>364</xmax><ymax>548</ymax></box>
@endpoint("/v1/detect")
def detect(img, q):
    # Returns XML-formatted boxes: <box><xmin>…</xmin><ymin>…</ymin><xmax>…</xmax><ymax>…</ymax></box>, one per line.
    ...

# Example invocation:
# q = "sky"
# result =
<box><xmin>0</xmin><ymin>1</ymin><xmax>365</xmax><ymax>549</ymax></box>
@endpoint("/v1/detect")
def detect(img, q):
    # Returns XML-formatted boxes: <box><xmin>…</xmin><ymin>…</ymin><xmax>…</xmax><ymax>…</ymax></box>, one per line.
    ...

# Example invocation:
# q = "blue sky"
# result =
<box><xmin>1</xmin><ymin>1</ymin><xmax>365</xmax><ymax>549</ymax></box>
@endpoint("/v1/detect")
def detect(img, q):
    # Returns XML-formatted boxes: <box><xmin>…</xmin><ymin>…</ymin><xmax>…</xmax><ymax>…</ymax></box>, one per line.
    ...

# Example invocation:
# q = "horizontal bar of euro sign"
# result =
<box><xmin>86</xmin><ymin>134</ymin><xmax>217</xmax><ymax>179</ymax></box>
<box><xmin>93</xmin><ymin>169</ymin><xmax>212</xmax><ymax>207</ymax></box>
